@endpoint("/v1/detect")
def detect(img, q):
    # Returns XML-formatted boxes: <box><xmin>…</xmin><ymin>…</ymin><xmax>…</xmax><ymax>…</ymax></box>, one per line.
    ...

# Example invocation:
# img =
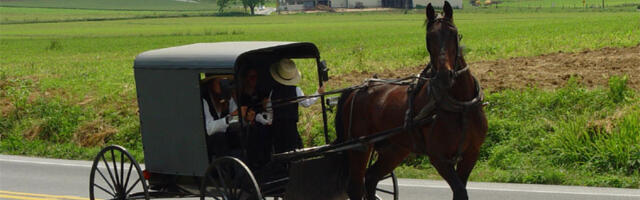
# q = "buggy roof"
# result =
<box><xmin>134</xmin><ymin>41</ymin><xmax>320</xmax><ymax>70</ymax></box>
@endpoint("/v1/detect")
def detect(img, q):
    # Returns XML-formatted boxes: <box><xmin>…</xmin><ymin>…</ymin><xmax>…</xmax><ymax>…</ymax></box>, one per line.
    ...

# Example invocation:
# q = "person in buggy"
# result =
<box><xmin>267</xmin><ymin>59</ymin><xmax>325</xmax><ymax>153</ymax></box>
<box><xmin>200</xmin><ymin>75</ymin><xmax>241</xmax><ymax>158</ymax></box>
<box><xmin>238</xmin><ymin>68</ymin><xmax>273</xmax><ymax>168</ymax></box>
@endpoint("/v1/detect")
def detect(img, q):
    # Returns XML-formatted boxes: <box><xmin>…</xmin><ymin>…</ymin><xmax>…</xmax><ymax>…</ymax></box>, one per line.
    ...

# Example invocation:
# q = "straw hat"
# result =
<box><xmin>270</xmin><ymin>59</ymin><xmax>301</xmax><ymax>86</ymax></box>
<box><xmin>200</xmin><ymin>74</ymin><xmax>233</xmax><ymax>85</ymax></box>
<box><xmin>201</xmin><ymin>76</ymin><xmax>218</xmax><ymax>84</ymax></box>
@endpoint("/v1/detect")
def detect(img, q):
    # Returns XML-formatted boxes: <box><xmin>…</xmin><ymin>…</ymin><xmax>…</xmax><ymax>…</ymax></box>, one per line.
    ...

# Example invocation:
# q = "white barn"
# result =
<box><xmin>413</xmin><ymin>0</ymin><xmax>463</xmax><ymax>9</ymax></box>
<box><xmin>331</xmin><ymin>0</ymin><xmax>382</xmax><ymax>8</ymax></box>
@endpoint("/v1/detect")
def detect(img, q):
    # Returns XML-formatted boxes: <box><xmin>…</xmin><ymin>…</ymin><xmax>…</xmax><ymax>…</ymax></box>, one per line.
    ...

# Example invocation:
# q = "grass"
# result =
<box><xmin>1</xmin><ymin>8</ymin><xmax>639</xmax><ymax>188</ymax></box>
<box><xmin>0</xmin><ymin>0</ymin><xmax>219</xmax><ymax>11</ymax></box>
<box><xmin>489</xmin><ymin>0</ymin><xmax>639</xmax><ymax>8</ymax></box>
<box><xmin>0</xmin><ymin>0</ymin><xmax>278</xmax><ymax>24</ymax></box>
<box><xmin>0</xmin><ymin>7</ymin><xmax>219</xmax><ymax>24</ymax></box>
<box><xmin>395</xmin><ymin>76</ymin><xmax>640</xmax><ymax>188</ymax></box>
<box><xmin>2</xmin><ymin>0</ymin><xmax>637</xmax><ymax>24</ymax></box>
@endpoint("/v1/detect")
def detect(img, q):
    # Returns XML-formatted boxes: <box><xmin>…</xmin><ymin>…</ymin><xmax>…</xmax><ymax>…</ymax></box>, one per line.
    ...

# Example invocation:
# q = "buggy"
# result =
<box><xmin>88</xmin><ymin>42</ymin><xmax>399</xmax><ymax>200</ymax></box>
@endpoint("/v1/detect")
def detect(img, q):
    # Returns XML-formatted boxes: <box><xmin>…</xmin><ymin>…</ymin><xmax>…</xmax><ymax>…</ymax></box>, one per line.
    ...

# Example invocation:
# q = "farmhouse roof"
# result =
<box><xmin>134</xmin><ymin>41</ymin><xmax>320</xmax><ymax>70</ymax></box>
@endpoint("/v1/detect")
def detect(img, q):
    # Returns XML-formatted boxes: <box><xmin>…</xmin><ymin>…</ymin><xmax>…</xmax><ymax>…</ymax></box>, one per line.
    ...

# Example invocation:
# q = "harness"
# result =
<box><xmin>268</xmin><ymin>22</ymin><xmax>485</xmax><ymax>165</ymax></box>
<box><xmin>406</xmin><ymin>65</ymin><xmax>484</xmax><ymax>164</ymax></box>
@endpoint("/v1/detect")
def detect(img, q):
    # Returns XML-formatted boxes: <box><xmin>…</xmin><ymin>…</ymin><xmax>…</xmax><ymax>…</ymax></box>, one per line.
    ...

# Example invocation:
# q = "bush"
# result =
<box><xmin>548</xmin><ymin>107</ymin><xmax>640</xmax><ymax>175</ymax></box>
<box><xmin>608</xmin><ymin>75</ymin><xmax>630</xmax><ymax>103</ymax></box>
<box><xmin>46</xmin><ymin>40</ymin><xmax>63</xmax><ymax>51</ymax></box>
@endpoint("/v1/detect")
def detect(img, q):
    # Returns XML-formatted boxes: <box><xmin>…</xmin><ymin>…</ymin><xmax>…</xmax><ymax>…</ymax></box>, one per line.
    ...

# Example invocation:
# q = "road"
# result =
<box><xmin>1</xmin><ymin>154</ymin><xmax>639</xmax><ymax>200</ymax></box>
<box><xmin>255</xmin><ymin>7</ymin><xmax>276</xmax><ymax>15</ymax></box>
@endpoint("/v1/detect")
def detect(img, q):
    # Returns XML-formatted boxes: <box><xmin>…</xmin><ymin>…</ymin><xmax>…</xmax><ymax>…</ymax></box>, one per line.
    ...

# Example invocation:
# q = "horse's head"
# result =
<box><xmin>425</xmin><ymin>1</ymin><xmax>460</xmax><ymax>89</ymax></box>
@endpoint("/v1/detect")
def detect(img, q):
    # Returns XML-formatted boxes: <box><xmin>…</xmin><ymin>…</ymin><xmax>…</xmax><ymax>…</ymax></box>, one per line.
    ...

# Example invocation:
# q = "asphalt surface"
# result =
<box><xmin>255</xmin><ymin>7</ymin><xmax>276</xmax><ymax>15</ymax></box>
<box><xmin>1</xmin><ymin>154</ymin><xmax>639</xmax><ymax>200</ymax></box>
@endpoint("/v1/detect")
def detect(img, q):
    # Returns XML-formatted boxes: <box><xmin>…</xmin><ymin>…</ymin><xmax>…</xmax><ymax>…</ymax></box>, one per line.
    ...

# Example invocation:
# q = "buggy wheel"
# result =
<box><xmin>89</xmin><ymin>145</ymin><xmax>149</xmax><ymax>200</ymax></box>
<box><xmin>368</xmin><ymin>151</ymin><xmax>399</xmax><ymax>200</ymax></box>
<box><xmin>200</xmin><ymin>157</ymin><xmax>262</xmax><ymax>200</ymax></box>
<box><xmin>374</xmin><ymin>172</ymin><xmax>398</xmax><ymax>200</ymax></box>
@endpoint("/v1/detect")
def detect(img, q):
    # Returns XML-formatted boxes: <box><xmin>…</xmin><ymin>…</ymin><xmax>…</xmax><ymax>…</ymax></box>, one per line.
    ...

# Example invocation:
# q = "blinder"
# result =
<box><xmin>423</xmin><ymin>31</ymin><xmax>467</xmax><ymax>82</ymax></box>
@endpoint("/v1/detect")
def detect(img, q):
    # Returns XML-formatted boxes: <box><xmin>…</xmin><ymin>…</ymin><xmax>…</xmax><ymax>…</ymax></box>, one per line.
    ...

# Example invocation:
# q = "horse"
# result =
<box><xmin>334</xmin><ymin>2</ymin><xmax>488</xmax><ymax>200</ymax></box>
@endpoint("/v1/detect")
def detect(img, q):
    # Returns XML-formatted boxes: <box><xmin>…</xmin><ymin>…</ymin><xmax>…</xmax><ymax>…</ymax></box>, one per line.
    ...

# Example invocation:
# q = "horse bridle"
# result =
<box><xmin>420</xmin><ymin>31</ymin><xmax>467</xmax><ymax>82</ymax></box>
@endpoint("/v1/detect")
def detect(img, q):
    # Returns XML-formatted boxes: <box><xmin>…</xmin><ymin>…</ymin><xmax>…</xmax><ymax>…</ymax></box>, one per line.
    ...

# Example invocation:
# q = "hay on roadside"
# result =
<box><xmin>23</xmin><ymin>122</ymin><xmax>43</xmax><ymax>140</ymax></box>
<box><xmin>73</xmin><ymin>119</ymin><xmax>117</xmax><ymax>147</ymax></box>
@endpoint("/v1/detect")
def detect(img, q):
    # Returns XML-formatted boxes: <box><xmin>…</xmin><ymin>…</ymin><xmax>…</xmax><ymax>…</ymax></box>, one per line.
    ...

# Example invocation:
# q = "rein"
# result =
<box><xmin>264</xmin><ymin>31</ymin><xmax>483</xmax><ymax>165</ymax></box>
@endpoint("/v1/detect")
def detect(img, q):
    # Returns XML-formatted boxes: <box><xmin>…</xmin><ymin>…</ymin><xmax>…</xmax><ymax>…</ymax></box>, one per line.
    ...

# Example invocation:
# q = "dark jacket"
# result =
<box><xmin>271</xmin><ymin>85</ymin><xmax>299</xmax><ymax>122</ymax></box>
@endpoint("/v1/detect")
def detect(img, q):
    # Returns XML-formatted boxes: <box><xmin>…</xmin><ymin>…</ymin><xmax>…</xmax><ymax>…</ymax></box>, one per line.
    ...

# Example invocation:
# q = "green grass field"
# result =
<box><xmin>493</xmin><ymin>0</ymin><xmax>639</xmax><ymax>8</ymax></box>
<box><xmin>1</xmin><ymin>4</ymin><xmax>639</xmax><ymax>188</ymax></box>
<box><xmin>0</xmin><ymin>0</ymin><xmax>219</xmax><ymax>11</ymax></box>
<box><xmin>0</xmin><ymin>7</ymin><xmax>218</xmax><ymax>24</ymax></box>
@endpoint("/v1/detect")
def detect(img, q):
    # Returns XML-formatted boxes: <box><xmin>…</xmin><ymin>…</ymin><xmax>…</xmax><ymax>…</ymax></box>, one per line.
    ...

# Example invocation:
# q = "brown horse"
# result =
<box><xmin>334</xmin><ymin>2</ymin><xmax>488</xmax><ymax>200</ymax></box>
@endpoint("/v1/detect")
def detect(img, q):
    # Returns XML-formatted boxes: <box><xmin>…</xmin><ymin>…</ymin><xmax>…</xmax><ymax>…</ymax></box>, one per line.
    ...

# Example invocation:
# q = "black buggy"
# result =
<box><xmin>88</xmin><ymin>42</ymin><xmax>399</xmax><ymax>200</ymax></box>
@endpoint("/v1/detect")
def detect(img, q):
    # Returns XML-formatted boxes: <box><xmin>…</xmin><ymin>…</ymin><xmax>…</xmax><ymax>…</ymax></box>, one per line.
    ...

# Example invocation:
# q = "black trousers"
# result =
<box><xmin>207</xmin><ymin>129</ymin><xmax>241</xmax><ymax>160</ymax></box>
<box><xmin>271</xmin><ymin>119</ymin><xmax>302</xmax><ymax>153</ymax></box>
<box><xmin>247</xmin><ymin>123</ymin><xmax>272</xmax><ymax>168</ymax></box>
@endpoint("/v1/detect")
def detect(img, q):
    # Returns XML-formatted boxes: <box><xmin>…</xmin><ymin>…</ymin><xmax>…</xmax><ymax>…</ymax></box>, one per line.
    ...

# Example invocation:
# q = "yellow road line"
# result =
<box><xmin>0</xmin><ymin>190</ymin><xmax>92</xmax><ymax>200</ymax></box>
<box><xmin>0</xmin><ymin>194</ymin><xmax>58</xmax><ymax>200</ymax></box>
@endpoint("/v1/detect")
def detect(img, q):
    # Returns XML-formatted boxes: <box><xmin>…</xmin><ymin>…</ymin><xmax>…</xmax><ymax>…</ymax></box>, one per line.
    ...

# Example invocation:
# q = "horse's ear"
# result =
<box><xmin>426</xmin><ymin>3</ymin><xmax>435</xmax><ymax>22</ymax></box>
<box><xmin>443</xmin><ymin>1</ymin><xmax>453</xmax><ymax>19</ymax></box>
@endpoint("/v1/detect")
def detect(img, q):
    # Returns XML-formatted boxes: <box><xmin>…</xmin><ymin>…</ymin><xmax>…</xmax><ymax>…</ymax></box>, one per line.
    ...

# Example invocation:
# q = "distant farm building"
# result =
<box><xmin>414</xmin><ymin>0</ymin><xmax>462</xmax><ymax>8</ymax></box>
<box><xmin>278</xmin><ymin>0</ymin><xmax>461</xmax><ymax>11</ymax></box>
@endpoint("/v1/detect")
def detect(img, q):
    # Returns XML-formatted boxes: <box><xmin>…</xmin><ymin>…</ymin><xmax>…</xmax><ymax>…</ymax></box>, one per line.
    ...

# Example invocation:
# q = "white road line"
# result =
<box><xmin>379</xmin><ymin>183</ymin><xmax>640</xmax><ymax>197</ymax></box>
<box><xmin>0</xmin><ymin>158</ymin><xmax>92</xmax><ymax>168</ymax></box>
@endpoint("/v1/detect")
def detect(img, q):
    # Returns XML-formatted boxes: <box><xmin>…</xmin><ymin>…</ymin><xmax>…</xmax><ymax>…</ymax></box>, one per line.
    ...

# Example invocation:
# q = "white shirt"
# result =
<box><xmin>203</xmin><ymin>98</ymin><xmax>237</xmax><ymax>136</ymax></box>
<box><xmin>295</xmin><ymin>87</ymin><xmax>320</xmax><ymax>108</ymax></box>
<box><xmin>257</xmin><ymin>87</ymin><xmax>319</xmax><ymax>125</ymax></box>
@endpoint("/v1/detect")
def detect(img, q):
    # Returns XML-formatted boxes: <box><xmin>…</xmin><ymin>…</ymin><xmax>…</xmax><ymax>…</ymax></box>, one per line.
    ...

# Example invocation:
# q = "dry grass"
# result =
<box><xmin>73</xmin><ymin>119</ymin><xmax>117</xmax><ymax>147</ymax></box>
<box><xmin>0</xmin><ymin>78</ymin><xmax>14</xmax><ymax>117</ymax></box>
<box><xmin>587</xmin><ymin>104</ymin><xmax>634</xmax><ymax>134</ymax></box>
<box><xmin>23</xmin><ymin>121</ymin><xmax>43</xmax><ymax>140</ymax></box>
<box><xmin>0</xmin><ymin>95</ymin><xmax>13</xmax><ymax>117</ymax></box>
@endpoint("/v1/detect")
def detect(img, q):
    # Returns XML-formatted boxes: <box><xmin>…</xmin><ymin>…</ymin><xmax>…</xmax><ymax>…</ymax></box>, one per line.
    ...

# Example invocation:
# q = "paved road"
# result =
<box><xmin>1</xmin><ymin>154</ymin><xmax>639</xmax><ymax>200</ymax></box>
<box><xmin>255</xmin><ymin>7</ymin><xmax>276</xmax><ymax>15</ymax></box>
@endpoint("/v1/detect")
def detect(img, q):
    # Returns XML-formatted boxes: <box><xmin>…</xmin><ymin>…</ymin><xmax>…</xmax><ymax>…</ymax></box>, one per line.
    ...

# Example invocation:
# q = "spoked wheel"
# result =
<box><xmin>368</xmin><ymin>151</ymin><xmax>399</xmax><ymax>200</ymax></box>
<box><xmin>373</xmin><ymin>172</ymin><xmax>399</xmax><ymax>200</ymax></box>
<box><xmin>89</xmin><ymin>145</ymin><xmax>149</xmax><ymax>200</ymax></box>
<box><xmin>200</xmin><ymin>156</ymin><xmax>262</xmax><ymax>200</ymax></box>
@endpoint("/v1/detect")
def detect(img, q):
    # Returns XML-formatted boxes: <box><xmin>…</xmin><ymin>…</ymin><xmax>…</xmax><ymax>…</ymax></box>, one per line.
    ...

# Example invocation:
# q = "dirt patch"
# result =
<box><xmin>0</xmin><ymin>78</ymin><xmax>15</xmax><ymax>117</ymax></box>
<box><xmin>73</xmin><ymin>119</ymin><xmax>117</xmax><ymax>147</ymax></box>
<box><xmin>473</xmin><ymin>45</ymin><xmax>640</xmax><ymax>91</ymax></box>
<box><xmin>328</xmin><ymin>45</ymin><xmax>640</xmax><ymax>91</ymax></box>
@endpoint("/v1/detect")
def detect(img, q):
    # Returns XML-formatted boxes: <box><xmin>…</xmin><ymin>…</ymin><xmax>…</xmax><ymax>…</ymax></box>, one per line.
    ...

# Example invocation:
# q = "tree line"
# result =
<box><xmin>215</xmin><ymin>0</ymin><xmax>266</xmax><ymax>15</ymax></box>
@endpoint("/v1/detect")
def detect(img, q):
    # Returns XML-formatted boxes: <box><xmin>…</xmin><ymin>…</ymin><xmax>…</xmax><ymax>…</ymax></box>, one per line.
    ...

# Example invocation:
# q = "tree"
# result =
<box><xmin>241</xmin><ymin>0</ymin><xmax>265</xmax><ymax>15</ymax></box>
<box><xmin>217</xmin><ymin>0</ymin><xmax>234</xmax><ymax>14</ymax></box>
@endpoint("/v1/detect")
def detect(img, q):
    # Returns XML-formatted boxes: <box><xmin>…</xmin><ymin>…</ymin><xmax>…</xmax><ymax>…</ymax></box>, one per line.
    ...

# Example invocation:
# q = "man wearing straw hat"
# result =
<box><xmin>269</xmin><ymin>58</ymin><xmax>325</xmax><ymax>153</ymax></box>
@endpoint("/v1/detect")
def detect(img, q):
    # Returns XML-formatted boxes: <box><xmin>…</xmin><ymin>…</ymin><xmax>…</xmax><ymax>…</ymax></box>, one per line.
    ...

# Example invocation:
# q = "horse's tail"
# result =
<box><xmin>334</xmin><ymin>89</ymin><xmax>354</xmax><ymax>144</ymax></box>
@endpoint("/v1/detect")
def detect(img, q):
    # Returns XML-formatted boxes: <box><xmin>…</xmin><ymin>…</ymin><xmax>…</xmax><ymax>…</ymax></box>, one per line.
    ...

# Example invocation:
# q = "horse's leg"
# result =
<box><xmin>364</xmin><ymin>146</ymin><xmax>410</xmax><ymax>200</ymax></box>
<box><xmin>456</xmin><ymin>148</ymin><xmax>480</xmax><ymax>187</ymax></box>
<box><xmin>347</xmin><ymin>147</ymin><xmax>372</xmax><ymax>200</ymax></box>
<box><xmin>430</xmin><ymin>157</ymin><xmax>468</xmax><ymax>200</ymax></box>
